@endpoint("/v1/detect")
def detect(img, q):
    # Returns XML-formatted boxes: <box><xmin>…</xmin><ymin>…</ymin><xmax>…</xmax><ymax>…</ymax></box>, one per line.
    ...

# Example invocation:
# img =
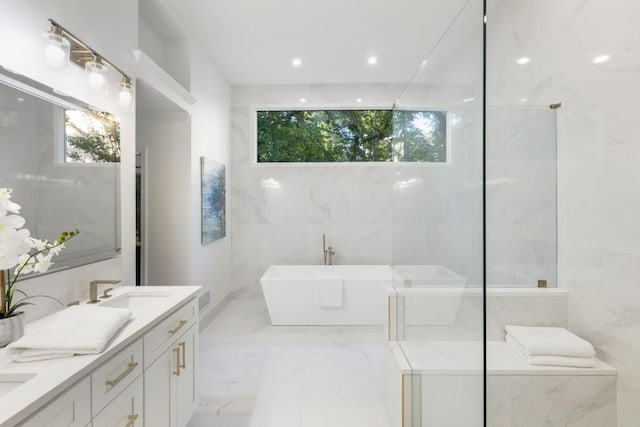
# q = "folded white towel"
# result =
<box><xmin>505</xmin><ymin>325</ymin><xmax>595</xmax><ymax>358</ymax></box>
<box><xmin>506</xmin><ymin>335</ymin><xmax>596</xmax><ymax>368</ymax></box>
<box><xmin>314</xmin><ymin>276</ymin><xmax>343</xmax><ymax>307</ymax></box>
<box><xmin>7</xmin><ymin>305</ymin><xmax>132</xmax><ymax>362</ymax></box>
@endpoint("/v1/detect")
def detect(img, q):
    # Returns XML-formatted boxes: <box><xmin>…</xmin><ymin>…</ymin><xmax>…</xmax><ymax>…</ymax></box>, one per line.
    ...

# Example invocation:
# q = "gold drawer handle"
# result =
<box><xmin>124</xmin><ymin>413</ymin><xmax>138</xmax><ymax>427</ymax></box>
<box><xmin>179</xmin><ymin>341</ymin><xmax>186</xmax><ymax>369</ymax></box>
<box><xmin>168</xmin><ymin>319</ymin><xmax>187</xmax><ymax>335</ymax></box>
<box><xmin>173</xmin><ymin>347</ymin><xmax>181</xmax><ymax>376</ymax></box>
<box><xmin>105</xmin><ymin>362</ymin><xmax>139</xmax><ymax>390</ymax></box>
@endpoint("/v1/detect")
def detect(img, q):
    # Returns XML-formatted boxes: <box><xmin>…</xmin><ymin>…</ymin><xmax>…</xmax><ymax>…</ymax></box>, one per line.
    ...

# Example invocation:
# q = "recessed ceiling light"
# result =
<box><xmin>520</xmin><ymin>98</ymin><xmax>528</xmax><ymax>102</ymax></box>
<box><xmin>367</xmin><ymin>55</ymin><xmax>378</xmax><ymax>65</ymax></box>
<box><xmin>592</xmin><ymin>55</ymin><xmax>611</xmax><ymax>64</ymax></box>
<box><xmin>463</xmin><ymin>97</ymin><xmax>475</xmax><ymax>103</ymax></box>
<box><xmin>17</xmin><ymin>97</ymin><xmax>24</xmax><ymax>102</ymax></box>
<box><xmin>355</xmin><ymin>98</ymin><xmax>363</xmax><ymax>103</ymax></box>
<box><xmin>299</xmin><ymin>98</ymin><xmax>307</xmax><ymax>103</ymax></box>
<box><xmin>292</xmin><ymin>58</ymin><xmax>302</xmax><ymax>67</ymax></box>
<box><xmin>516</xmin><ymin>57</ymin><xmax>530</xmax><ymax>65</ymax></box>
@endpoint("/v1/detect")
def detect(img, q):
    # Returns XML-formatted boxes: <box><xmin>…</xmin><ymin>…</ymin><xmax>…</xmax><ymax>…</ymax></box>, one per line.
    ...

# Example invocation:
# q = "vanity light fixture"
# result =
<box><xmin>42</xmin><ymin>19</ymin><xmax>135</xmax><ymax>107</ymax></box>
<box><xmin>299</xmin><ymin>97</ymin><xmax>307</xmax><ymax>103</ymax></box>
<box><xmin>355</xmin><ymin>97</ymin><xmax>363</xmax><ymax>103</ymax></box>
<box><xmin>118</xmin><ymin>77</ymin><xmax>134</xmax><ymax>108</ymax></box>
<box><xmin>85</xmin><ymin>56</ymin><xmax>107</xmax><ymax>90</ymax></box>
<box><xmin>42</xmin><ymin>24</ymin><xmax>70</xmax><ymax>68</ymax></box>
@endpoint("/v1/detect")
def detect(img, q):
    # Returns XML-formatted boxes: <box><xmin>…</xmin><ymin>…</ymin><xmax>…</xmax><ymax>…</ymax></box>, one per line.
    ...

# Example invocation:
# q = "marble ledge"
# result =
<box><xmin>389</xmin><ymin>341</ymin><xmax>616</xmax><ymax>377</ymax></box>
<box><xmin>388</xmin><ymin>287</ymin><xmax>569</xmax><ymax>297</ymax></box>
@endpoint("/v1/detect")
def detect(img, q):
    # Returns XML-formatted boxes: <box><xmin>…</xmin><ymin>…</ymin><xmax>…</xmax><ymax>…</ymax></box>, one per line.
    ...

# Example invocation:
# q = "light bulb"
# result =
<box><xmin>42</xmin><ymin>31</ymin><xmax>70</xmax><ymax>68</ymax></box>
<box><xmin>119</xmin><ymin>79</ymin><xmax>134</xmax><ymax>108</ymax></box>
<box><xmin>85</xmin><ymin>59</ymin><xmax>107</xmax><ymax>90</ymax></box>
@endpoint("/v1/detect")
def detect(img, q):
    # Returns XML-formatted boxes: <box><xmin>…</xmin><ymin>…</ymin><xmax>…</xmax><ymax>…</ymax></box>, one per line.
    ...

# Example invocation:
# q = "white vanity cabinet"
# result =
<box><xmin>92</xmin><ymin>375</ymin><xmax>143</xmax><ymax>427</ymax></box>
<box><xmin>144</xmin><ymin>300</ymin><xmax>199</xmax><ymax>427</ymax></box>
<box><xmin>18</xmin><ymin>377</ymin><xmax>91</xmax><ymax>427</ymax></box>
<box><xmin>6</xmin><ymin>289</ymin><xmax>202</xmax><ymax>427</ymax></box>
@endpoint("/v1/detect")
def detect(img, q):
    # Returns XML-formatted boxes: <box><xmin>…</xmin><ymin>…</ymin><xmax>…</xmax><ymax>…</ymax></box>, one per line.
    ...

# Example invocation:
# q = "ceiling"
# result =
<box><xmin>156</xmin><ymin>0</ymin><xmax>471</xmax><ymax>85</ymax></box>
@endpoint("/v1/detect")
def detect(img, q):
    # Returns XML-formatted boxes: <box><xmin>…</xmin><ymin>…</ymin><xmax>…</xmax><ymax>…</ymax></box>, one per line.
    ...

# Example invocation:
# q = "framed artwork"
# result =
<box><xmin>200</xmin><ymin>157</ymin><xmax>226</xmax><ymax>243</ymax></box>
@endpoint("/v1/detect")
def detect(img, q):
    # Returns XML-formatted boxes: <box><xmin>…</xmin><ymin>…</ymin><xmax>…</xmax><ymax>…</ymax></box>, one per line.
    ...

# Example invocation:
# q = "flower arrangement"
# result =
<box><xmin>0</xmin><ymin>188</ymin><xmax>78</xmax><ymax>318</ymax></box>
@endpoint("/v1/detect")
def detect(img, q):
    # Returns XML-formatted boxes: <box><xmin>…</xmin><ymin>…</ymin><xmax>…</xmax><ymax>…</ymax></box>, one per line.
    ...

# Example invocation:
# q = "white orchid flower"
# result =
<box><xmin>33</xmin><ymin>252</ymin><xmax>54</xmax><ymax>273</ymax></box>
<box><xmin>48</xmin><ymin>241</ymin><xmax>65</xmax><ymax>256</ymax></box>
<box><xmin>0</xmin><ymin>228</ymin><xmax>31</xmax><ymax>270</ymax></box>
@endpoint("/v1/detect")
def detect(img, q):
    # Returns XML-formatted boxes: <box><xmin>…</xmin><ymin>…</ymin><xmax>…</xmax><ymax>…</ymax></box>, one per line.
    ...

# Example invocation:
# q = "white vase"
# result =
<box><xmin>0</xmin><ymin>312</ymin><xmax>25</xmax><ymax>347</ymax></box>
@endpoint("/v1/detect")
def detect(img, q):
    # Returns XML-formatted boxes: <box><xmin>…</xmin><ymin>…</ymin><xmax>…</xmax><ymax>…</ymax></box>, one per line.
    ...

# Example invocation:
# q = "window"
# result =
<box><xmin>64</xmin><ymin>110</ymin><xmax>120</xmax><ymax>163</ymax></box>
<box><xmin>256</xmin><ymin>109</ymin><xmax>447</xmax><ymax>163</ymax></box>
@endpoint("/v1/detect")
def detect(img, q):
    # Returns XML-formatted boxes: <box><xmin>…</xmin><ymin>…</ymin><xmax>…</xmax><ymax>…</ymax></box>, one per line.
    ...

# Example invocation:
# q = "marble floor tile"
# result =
<box><xmin>188</xmin><ymin>290</ymin><xmax>393</xmax><ymax>427</ymax></box>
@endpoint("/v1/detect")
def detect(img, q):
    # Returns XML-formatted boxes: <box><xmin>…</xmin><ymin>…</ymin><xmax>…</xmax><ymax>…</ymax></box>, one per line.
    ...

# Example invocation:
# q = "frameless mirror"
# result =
<box><xmin>0</xmin><ymin>66</ymin><xmax>121</xmax><ymax>278</ymax></box>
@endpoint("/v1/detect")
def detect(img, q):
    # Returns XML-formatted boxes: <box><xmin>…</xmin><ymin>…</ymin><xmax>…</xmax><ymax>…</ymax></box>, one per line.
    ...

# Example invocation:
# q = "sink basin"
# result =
<box><xmin>0</xmin><ymin>373</ymin><xmax>37</xmax><ymax>397</ymax></box>
<box><xmin>98</xmin><ymin>292</ymin><xmax>173</xmax><ymax>310</ymax></box>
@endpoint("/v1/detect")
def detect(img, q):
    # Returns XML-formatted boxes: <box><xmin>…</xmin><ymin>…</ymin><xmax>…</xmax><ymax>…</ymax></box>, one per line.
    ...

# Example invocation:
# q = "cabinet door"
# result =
<box><xmin>144</xmin><ymin>348</ymin><xmax>174</xmax><ymax>427</ymax></box>
<box><xmin>175</xmin><ymin>324</ymin><xmax>198</xmax><ymax>427</ymax></box>
<box><xmin>20</xmin><ymin>377</ymin><xmax>91</xmax><ymax>427</ymax></box>
<box><xmin>92</xmin><ymin>375</ymin><xmax>143</xmax><ymax>427</ymax></box>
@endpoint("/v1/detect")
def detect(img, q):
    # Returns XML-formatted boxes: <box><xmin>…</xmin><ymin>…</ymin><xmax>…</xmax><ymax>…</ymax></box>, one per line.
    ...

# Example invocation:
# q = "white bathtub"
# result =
<box><xmin>260</xmin><ymin>265</ymin><xmax>393</xmax><ymax>325</ymax></box>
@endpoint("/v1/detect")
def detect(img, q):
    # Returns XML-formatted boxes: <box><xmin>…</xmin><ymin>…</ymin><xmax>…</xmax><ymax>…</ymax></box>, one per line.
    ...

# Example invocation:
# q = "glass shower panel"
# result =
<box><xmin>388</xmin><ymin>0</ymin><xmax>485</xmax><ymax>425</ymax></box>
<box><xmin>486</xmin><ymin>106</ymin><xmax>557</xmax><ymax>287</ymax></box>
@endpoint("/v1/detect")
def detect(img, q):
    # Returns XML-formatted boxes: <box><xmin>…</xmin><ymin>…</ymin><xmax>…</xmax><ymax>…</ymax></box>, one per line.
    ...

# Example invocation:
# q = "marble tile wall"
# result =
<box><xmin>231</xmin><ymin>85</ymin><xmax>488</xmax><ymax>291</ymax></box>
<box><xmin>487</xmin><ymin>0</ymin><xmax>640</xmax><ymax>424</ymax></box>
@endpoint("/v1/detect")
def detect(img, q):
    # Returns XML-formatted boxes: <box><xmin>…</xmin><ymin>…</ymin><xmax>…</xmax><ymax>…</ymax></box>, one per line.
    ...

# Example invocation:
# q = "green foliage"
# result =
<box><xmin>257</xmin><ymin>109</ymin><xmax>446</xmax><ymax>163</ymax></box>
<box><xmin>65</xmin><ymin>111</ymin><xmax>121</xmax><ymax>163</ymax></box>
<box><xmin>392</xmin><ymin>110</ymin><xmax>447</xmax><ymax>162</ymax></box>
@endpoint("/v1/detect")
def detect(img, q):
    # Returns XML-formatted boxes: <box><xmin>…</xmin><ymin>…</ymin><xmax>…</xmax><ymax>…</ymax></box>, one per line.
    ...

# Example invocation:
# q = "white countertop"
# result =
<box><xmin>0</xmin><ymin>285</ymin><xmax>201</xmax><ymax>427</ymax></box>
<box><xmin>390</xmin><ymin>340</ymin><xmax>616</xmax><ymax>376</ymax></box>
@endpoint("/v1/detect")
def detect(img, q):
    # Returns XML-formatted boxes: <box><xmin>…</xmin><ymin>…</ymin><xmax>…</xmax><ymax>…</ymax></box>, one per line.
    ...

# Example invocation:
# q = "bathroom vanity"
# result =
<box><xmin>0</xmin><ymin>286</ymin><xmax>201</xmax><ymax>427</ymax></box>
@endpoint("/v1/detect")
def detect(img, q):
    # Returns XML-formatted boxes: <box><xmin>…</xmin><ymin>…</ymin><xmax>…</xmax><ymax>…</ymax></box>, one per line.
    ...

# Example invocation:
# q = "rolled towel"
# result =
<box><xmin>7</xmin><ymin>305</ymin><xmax>132</xmax><ymax>362</ymax></box>
<box><xmin>506</xmin><ymin>335</ymin><xmax>596</xmax><ymax>368</ymax></box>
<box><xmin>505</xmin><ymin>325</ymin><xmax>595</xmax><ymax>358</ymax></box>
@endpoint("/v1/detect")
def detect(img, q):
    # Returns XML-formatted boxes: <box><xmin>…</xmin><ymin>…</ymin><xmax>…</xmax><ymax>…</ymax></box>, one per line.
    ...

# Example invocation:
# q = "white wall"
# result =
<box><xmin>188</xmin><ymin>45</ymin><xmax>232</xmax><ymax>314</ymax></box>
<box><xmin>488</xmin><ymin>0</ymin><xmax>640</xmax><ymax>424</ymax></box>
<box><xmin>136</xmin><ymin>4</ymin><xmax>232</xmax><ymax>319</ymax></box>
<box><xmin>0</xmin><ymin>1</ymin><xmax>138</xmax><ymax>321</ymax></box>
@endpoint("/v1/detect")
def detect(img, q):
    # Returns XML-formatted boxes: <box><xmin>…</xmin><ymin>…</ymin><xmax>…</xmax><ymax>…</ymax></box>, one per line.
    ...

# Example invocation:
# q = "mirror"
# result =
<box><xmin>0</xmin><ymin>66</ymin><xmax>120</xmax><ymax>278</ymax></box>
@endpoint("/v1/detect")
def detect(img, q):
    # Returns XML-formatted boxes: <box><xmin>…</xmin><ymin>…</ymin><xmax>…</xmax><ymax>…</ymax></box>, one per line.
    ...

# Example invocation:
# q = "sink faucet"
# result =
<box><xmin>322</xmin><ymin>234</ymin><xmax>336</xmax><ymax>265</ymax></box>
<box><xmin>88</xmin><ymin>280</ymin><xmax>121</xmax><ymax>304</ymax></box>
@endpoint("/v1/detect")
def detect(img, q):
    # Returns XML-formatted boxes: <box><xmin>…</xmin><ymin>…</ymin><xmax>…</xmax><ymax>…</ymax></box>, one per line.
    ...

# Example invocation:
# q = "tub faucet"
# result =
<box><xmin>322</xmin><ymin>234</ymin><xmax>335</xmax><ymax>265</ymax></box>
<box><xmin>88</xmin><ymin>279</ymin><xmax>121</xmax><ymax>304</ymax></box>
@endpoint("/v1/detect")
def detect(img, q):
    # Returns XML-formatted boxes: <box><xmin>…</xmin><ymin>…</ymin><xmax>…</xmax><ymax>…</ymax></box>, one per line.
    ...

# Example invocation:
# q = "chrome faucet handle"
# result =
<box><xmin>100</xmin><ymin>288</ymin><xmax>114</xmax><ymax>299</ymax></box>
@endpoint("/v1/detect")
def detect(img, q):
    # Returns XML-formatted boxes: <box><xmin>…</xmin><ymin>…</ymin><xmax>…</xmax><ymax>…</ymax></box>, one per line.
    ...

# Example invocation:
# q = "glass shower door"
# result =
<box><xmin>388</xmin><ymin>0</ymin><xmax>486</xmax><ymax>425</ymax></box>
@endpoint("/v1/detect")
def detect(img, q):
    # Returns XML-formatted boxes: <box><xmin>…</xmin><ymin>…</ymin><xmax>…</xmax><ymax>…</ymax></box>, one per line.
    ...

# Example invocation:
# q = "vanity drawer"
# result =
<box><xmin>92</xmin><ymin>374</ymin><xmax>143</xmax><ymax>427</ymax></box>
<box><xmin>91</xmin><ymin>338</ymin><xmax>143</xmax><ymax>416</ymax></box>
<box><xmin>144</xmin><ymin>298</ymin><xmax>197</xmax><ymax>367</ymax></box>
<box><xmin>19</xmin><ymin>377</ymin><xmax>91</xmax><ymax>427</ymax></box>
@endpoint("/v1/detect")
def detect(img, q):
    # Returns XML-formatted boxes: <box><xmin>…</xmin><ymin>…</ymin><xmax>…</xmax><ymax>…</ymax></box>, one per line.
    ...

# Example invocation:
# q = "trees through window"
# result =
<box><xmin>256</xmin><ymin>109</ymin><xmax>447</xmax><ymax>163</ymax></box>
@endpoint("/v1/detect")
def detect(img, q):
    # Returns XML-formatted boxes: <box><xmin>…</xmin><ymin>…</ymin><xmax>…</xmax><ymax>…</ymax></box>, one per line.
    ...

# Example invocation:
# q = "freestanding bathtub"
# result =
<box><xmin>260</xmin><ymin>265</ymin><xmax>393</xmax><ymax>325</ymax></box>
